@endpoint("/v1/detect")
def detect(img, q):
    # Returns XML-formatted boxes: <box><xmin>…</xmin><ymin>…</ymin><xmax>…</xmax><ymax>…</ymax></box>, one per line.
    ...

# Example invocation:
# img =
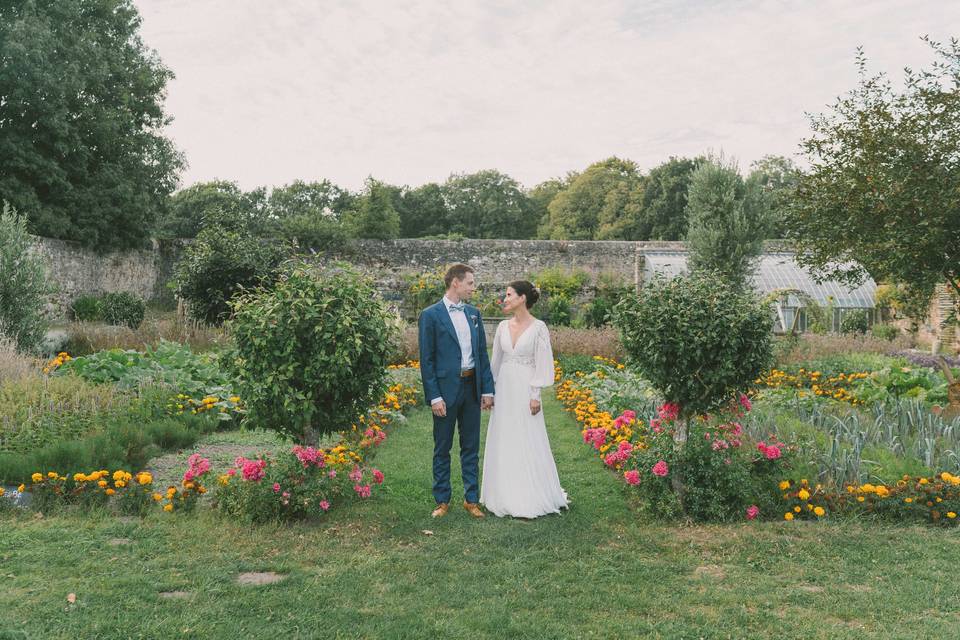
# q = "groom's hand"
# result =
<box><xmin>432</xmin><ymin>400</ymin><xmax>447</xmax><ymax>417</ymax></box>
<box><xmin>481</xmin><ymin>396</ymin><xmax>494</xmax><ymax>410</ymax></box>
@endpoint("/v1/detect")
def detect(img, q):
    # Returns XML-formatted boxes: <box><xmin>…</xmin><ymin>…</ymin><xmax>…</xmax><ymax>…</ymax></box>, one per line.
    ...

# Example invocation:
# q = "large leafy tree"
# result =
<box><xmin>442</xmin><ymin>169</ymin><xmax>536</xmax><ymax>239</ymax></box>
<box><xmin>685</xmin><ymin>157</ymin><xmax>768</xmax><ymax>289</ymax></box>
<box><xmin>542</xmin><ymin>157</ymin><xmax>645</xmax><ymax>240</ymax></box>
<box><xmin>396</xmin><ymin>182</ymin><xmax>448</xmax><ymax>238</ymax></box>
<box><xmin>349</xmin><ymin>178</ymin><xmax>401</xmax><ymax>239</ymax></box>
<box><xmin>637</xmin><ymin>156</ymin><xmax>703</xmax><ymax>240</ymax></box>
<box><xmin>158</xmin><ymin>180</ymin><xmax>267</xmax><ymax>239</ymax></box>
<box><xmin>0</xmin><ymin>0</ymin><xmax>184</xmax><ymax>251</ymax></box>
<box><xmin>789</xmin><ymin>38</ymin><xmax>960</xmax><ymax>308</ymax></box>
<box><xmin>747</xmin><ymin>155</ymin><xmax>801</xmax><ymax>239</ymax></box>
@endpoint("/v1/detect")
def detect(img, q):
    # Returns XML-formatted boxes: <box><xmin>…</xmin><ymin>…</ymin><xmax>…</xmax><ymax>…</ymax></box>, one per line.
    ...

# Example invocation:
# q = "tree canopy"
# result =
<box><xmin>0</xmin><ymin>0</ymin><xmax>183</xmax><ymax>251</ymax></box>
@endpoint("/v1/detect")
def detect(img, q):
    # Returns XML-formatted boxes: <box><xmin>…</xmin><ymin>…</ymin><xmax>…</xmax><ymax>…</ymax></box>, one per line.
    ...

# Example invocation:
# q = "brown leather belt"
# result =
<box><xmin>460</xmin><ymin>368</ymin><xmax>475</xmax><ymax>378</ymax></box>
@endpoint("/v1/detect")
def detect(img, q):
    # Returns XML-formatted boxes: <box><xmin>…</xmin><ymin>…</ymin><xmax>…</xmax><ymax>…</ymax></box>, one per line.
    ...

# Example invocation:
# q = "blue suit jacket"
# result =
<box><xmin>418</xmin><ymin>300</ymin><xmax>495</xmax><ymax>406</ymax></box>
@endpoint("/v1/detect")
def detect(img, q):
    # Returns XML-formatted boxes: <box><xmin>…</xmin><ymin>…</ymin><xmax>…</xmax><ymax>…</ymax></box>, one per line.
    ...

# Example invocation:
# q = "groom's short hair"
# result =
<box><xmin>444</xmin><ymin>263</ymin><xmax>474</xmax><ymax>288</ymax></box>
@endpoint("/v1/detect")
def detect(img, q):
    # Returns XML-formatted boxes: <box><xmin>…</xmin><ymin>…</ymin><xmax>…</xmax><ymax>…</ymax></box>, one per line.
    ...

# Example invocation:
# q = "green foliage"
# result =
<box><xmin>529</xmin><ymin>177</ymin><xmax>572</xmax><ymax>238</ymax></box>
<box><xmin>543</xmin><ymin>157</ymin><xmax>644</xmax><ymax>240</ymax></box>
<box><xmin>533</xmin><ymin>267</ymin><xmax>590</xmax><ymax>299</ymax></box>
<box><xmin>747</xmin><ymin>155</ymin><xmax>801</xmax><ymax>239</ymax></box>
<box><xmin>70</xmin><ymin>295</ymin><xmax>102</xmax><ymax>322</ymax></box>
<box><xmin>349</xmin><ymin>178</ymin><xmax>401</xmax><ymax>240</ymax></box>
<box><xmin>613</xmin><ymin>271</ymin><xmax>774</xmax><ymax>418</ymax></box>
<box><xmin>158</xmin><ymin>181</ymin><xmax>267</xmax><ymax>239</ymax></box>
<box><xmin>396</xmin><ymin>183</ymin><xmax>449</xmax><ymax>238</ymax></box>
<box><xmin>442</xmin><ymin>170</ymin><xmax>537</xmax><ymax>239</ymax></box>
<box><xmin>100</xmin><ymin>292</ymin><xmax>145</xmax><ymax>329</ymax></box>
<box><xmin>401</xmin><ymin>267</ymin><xmax>447</xmax><ymax>318</ymax></box>
<box><xmin>543</xmin><ymin>293</ymin><xmax>572</xmax><ymax>327</ymax></box>
<box><xmin>0</xmin><ymin>0</ymin><xmax>184</xmax><ymax>251</ymax></box>
<box><xmin>875</xmin><ymin>282</ymin><xmax>934</xmax><ymax>331</ymax></box>
<box><xmin>229</xmin><ymin>263</ymin><xmax>396</xmax><ymax>444</ymax></box>
<box><xmin>585</xmin><ymin>274</ymin><xmax>632</xmax><ymax>328</ymax></box>
<box><xmin>0</xmin><ymin>203</ymin><xmax>50</xmax><ymax>353</ymax></box>
<box><xmin>267</xmin><ymin>180</ymin><xmax>356</xmax><ymax>222</ymax></box>
<box><xmin>174</xmin><ymin>212</ymin><xmax>285</xmax><ymax>325</ymax></box>
<box><xmin>871</xmin><ymin>323</ymin><xmax>900</xmax><ymax>341</ymax></box>
<box><xmin>637</xmin><ymin>156</ymin><xmax>704</xmax><ymax>240</ymax></box>
<box><xmin>789</xmin><ymin>38</ymin><xmax>960</xmax><ymax>316</ymax></box>
<box><xmin>840</xmin><ymin>309</ymin><xmax>869</xmax><ymax>335</ymax></box>
<box><xmin>685</xmin><ymin>156</ymin><xmax>768</xmax><ymax>289</ymax></box>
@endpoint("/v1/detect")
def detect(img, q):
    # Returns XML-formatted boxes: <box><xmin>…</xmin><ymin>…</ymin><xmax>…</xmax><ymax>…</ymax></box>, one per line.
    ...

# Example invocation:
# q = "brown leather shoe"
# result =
<box><xmin>431</xmin><ymin>503</ymin><xmax>449</xmax><ymax>518</ymax></box>
<box><xmin>463</xmin><ymin>501</ymin><xmax>485</xmax><ymax>518</ymax></box>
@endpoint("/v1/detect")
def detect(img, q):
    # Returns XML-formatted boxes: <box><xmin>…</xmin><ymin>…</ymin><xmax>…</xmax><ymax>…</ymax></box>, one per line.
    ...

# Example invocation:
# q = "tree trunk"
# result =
<box><xmin>303</xmin><ymin>425</ymin><xmax>320</xmax><ymax>448</ymax></box>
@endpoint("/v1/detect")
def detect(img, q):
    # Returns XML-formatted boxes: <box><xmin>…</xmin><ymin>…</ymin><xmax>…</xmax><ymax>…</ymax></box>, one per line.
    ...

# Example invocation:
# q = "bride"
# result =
<box><xmin>481</xmin><ymin>280</ymin><xmax>569</xmax><ymax>518</ymax></box>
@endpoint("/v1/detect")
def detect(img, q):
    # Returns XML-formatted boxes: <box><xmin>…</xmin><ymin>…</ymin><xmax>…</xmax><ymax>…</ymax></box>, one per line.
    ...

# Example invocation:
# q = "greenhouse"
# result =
<box><xmin>641</xmin><ymin>251</ymin><xmax>879</xmax><ymax>333</ymax></box>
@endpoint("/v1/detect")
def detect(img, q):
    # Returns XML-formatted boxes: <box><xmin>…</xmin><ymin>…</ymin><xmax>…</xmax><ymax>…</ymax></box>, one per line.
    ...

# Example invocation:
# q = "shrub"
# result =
<box><xmin>278</xmin><ymin>213</ymin><xmax>354</xmax><ymax>253</ymax></box>
<box><xmin>840</xmin><ymin>309</ymin><xmax>869</xmax><ymax>335</ymax></box>
<box><xmin>100</xmin><ymin>292</ymin><xmax>146</xmax><ymax>329</ymax></box>
<box><xmin>613</xmin><ymin>271</ymin><xmax>773</xmax><ymax>510</ymax></box>
<box><xmin>542</xmin><ymin>293</ymin><xmax>572</xmax><ymax>326</ymax></box>
<box><xmin>402</xmin><ymin>267</ymin><xmax>447</xmax><ymax>318</ymax></box>
<box><xmin>871</xmin><ymin>323</ymin><xmax>900</xmax><ymax>341</ymax></box>
<box><xmin>230</xmin><ymin>263</ymin><xmax>396</xmax><ymax>445</ymax></box>
<box><xmin>174</xmin><ymin>211</ymin><xmax>285</xmax><ymax>325</ymax></box>
<box><xmin>70</xmin><ymin>294</ymin><xmax>102</xmax><ymax>322</ymax></box>
<box><xmin>0</xmin><ymin>202</ymin><xmax>50</xmax><ymax>353</ymax></box>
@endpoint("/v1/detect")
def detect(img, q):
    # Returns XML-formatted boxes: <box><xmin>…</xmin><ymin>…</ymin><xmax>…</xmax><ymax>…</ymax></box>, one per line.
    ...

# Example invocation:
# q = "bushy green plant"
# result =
<box><xmin>100</xmin><ymin>291</ymin><xmax>146</xmax><ymax>329</ymax></box>
<box><xmin>229</xmin><ymin>263</ymin><xmax>396</xmax><ymax>445</ymax></box>
<box><xmin>585</xmin><ymin>274</ymin><xmax>633</xmax><ymax>328</ymax></box>
<box><xmin>543</xmin><ymin>293</ymin><xmax>572</xmax><ymax>326</ymax></box>
<box><xmin>840</xmin><ymin>309</ymin><xmax>869</xmax><ymax>335</ymax></box>
<box><xmin>871</xmin><ymin>323</ymin><xmax>900</xmax><ymax>341</ymax></box>
<box><xmin>401</xmin><ymin>267</ymin><xmax>447</xmax><ymax>318</ymax></box>
<box><xmin>0</xmin><ymin>203</ymin><xmax>50</xmax><ymax>353</ymax></box>
<box><xmin>533</xmin><ymin>267</ymin><xmax>590</xmax><ymax>299</ymax></box>
<box><xmin>70</xmin><ymin>294</ymin><xmax>102</xmax><ymax>322</ymax></box>
<box><xmin>174</xmin><ymin>210</ymin><xmax>285</xmax><ymax>325</ymax></box>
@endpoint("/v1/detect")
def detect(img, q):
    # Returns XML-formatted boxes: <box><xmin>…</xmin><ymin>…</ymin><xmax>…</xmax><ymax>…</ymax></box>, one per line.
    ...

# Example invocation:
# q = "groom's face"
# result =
<box><xmin>452</xmin><ymin>273</ymin><xmax>476</xmax><ymax>300</ymax></box>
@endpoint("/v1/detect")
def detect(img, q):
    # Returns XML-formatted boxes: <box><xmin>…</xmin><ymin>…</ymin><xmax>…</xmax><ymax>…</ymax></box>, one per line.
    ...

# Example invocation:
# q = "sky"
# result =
<box><xmin>134</xmin><ymin>0</ymin><xmax>957</xmax><ymax>192</ymax></box>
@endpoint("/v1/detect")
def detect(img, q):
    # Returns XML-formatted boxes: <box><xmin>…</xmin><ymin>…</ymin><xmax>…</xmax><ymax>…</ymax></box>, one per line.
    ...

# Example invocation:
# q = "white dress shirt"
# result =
<box><xmin>430</xmin><ymin>296</ymin><xmax>493</xmax><ymax>406</ymax></box>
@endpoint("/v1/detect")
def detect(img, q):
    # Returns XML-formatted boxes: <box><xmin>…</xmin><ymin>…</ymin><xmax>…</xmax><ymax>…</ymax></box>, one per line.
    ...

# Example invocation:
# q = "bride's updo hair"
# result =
<box><xmin>508</xmin><ymin>280</ymin><xmax>540</xmax><ymax>309</ymax></box>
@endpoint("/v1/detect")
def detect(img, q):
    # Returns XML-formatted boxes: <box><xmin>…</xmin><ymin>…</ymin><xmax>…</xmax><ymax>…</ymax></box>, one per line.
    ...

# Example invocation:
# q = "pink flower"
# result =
<box><xmin>319</xmin><ymin>500</ymin><xmax>330</xmax><ymax>511</ymax></box>
<box><xmin>328</xmin><ymin>470</ymin><xmax>337</xmax><ymax>479</ymax></box>
<box><xmin>183</xmin><ymin>469</ymin><xmax>195</xmax><ymax>483</ymax></box>
<box><xmin>273</xmin><ymin>483</ymin><xmax>281</xmax><ymax>493</ymax></box>
<box><xmin>657</xmin><ymin>403</ymin><xmax>680</xmax><ymax>421</ymax></box>
<box><xmin>353</xmin><ymin>484</ymin><xmax>372</xmax><ymax>498</ymax></box>
<box><xmin>349</xmin><ymin>466</ymin><xmax>363</xmax><ymax>483</ymax></box>
<box><xmin>372</xmin><ymin>469</ymin><xmax>384</xmax><ymax>484</ymax></box>
<box><xmin>604</xmin><ymin>453</ymin><xmax>619</xmax><ymax>467</ymax></box>
<box><xmin>729</xmin><ymin>422</ymin><xmax>743</xmax><ymax>436</ymax></box>
<box><xmin>364</xmin><ymin>428</ymin><xmax>376</xmax><ymax>438</ymax></box>
<box><xmin>649</xmin><ymin>418</ymin><xmax>663</xmax><ymax>434</ymax></box>
<box><xmin>239</xmin><ymin>458</ymin><xmax>266</xmax><ymax>482</ymax></box>
<box><xmin>292</xmin><ymin>445</ymin><xmax>322</xmax><ymax>468</ymax></box>
<box><xmin>226</xmin><ymin>469</ymin><xmax>236</xmax><ymax>477</ymax></box>
<box><xmin>622</xmin><ymin>410</ymin><xmax>636</xmax><ymax>421</ymax></box>
<box><xmin>757</xmin><ymin>442</ymin><xmax>768</xmax><ymax>454</ymax></box>
<box><xmin>746</xmin><ymin>505</ymin><xmax>759</xmax><ymax>520</ymax></box>
<box><xmin>651</xmin><ymin>460</ymin><xmax>669</xmax><ymax>477</ymax></box>
<box><xmin>739</xmin><ymin>393</ymin><xmax>752</xmax><ymax>412</ymax></box>
<box><xmin>624</xmin><ymin>470</ymin><xmax>640</xmax><ymax>485</ymax></box>
<box><xmin>282</xmin><ymin>491</ymin><xmax>290</xmax><ymax>498</ymax></box>
<box><xmin>187</xmin><ymin>453</ymin><xmax>211</xmax><ymax>476</ymax></box>
<box><xmin>764</xmin><ymin>445</ymin><xmax>782</xmax><ymax>460</ymax></box>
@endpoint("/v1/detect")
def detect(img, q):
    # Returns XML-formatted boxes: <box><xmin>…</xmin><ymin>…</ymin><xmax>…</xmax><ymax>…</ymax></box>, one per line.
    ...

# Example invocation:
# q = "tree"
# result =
<box><xmin>542</xmin><ymin>158</ymin><xmax>645</xmax><ymax>240</ymax></box>
<box><xmin>397</xmin><ymin>183</ymin><xmax>448</xmax><ymax>237</ymax></box>
<box><xmin>267</xmin><ymin>179</ymin><xmax>356</xmax><ymax>250</ymax></box>
<box><xmin>0</xmin><ymin>0</ymin><xmax>184</xmax><ymax>251</ymax></box>
<box><xmin>789</xmin><ymin>38</ymin><xmax>960</xmax><ymax>314</ymax></box>
<box><xmin>747</xmin><ymin>155</ymin><xmax>801</xmax><ymax>239</ymax></box>
<box><xmin>528</xmin><ymin>176</ymin><xmax>574</xmax><ymax>238</ymax></box>
<box><xmin>158</xmin><ymin>180</ymin><xmax>265</xmax><ymax>239</ymax></box>
<box><xmin>685</xmin><ymin>156</ymin><xmax>768</xmax><ymax>289</ymax></box>
<box><xmin>350</xmin><ymin>178</ymin><xmax>401</xmax><ymax>239</ymax></box>
<box><xmin>0</xmin><ymin>203</ymin><xmax>49</xmax><ymax>353</ymax></box>
<box><xmin>442</xmin><ymin>170</ymin><xmax>537</xmax><ymax>239</ymax></box>
<box><xmin>637</xmin><ymin>156</ymin><xmax>703</xmax><ymax>240</ymax></box>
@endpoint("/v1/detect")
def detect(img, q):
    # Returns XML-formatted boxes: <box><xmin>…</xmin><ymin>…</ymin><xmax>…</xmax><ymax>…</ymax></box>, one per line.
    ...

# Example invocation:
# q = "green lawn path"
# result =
<box><xmin>1</xmin><ymin>393</ymin><xmax>959</xmax><ymax>639</ymax></box>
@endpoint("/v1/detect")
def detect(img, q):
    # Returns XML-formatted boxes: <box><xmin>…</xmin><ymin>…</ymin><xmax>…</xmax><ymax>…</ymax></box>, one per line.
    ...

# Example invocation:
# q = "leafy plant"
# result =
<box><xmin>100</xmin><ymin>292</ymin><xmax>146</xmax><ymax>329</ymax></box>
<box><xmin>871</xmin><ymin>323</ymin><xmax>900</xmax><ymax>341</ymax></box>
<box><xmin>0</xmin><ymin>202</ymin><xmax>50</xmax><ymax>353</ymax></box>
<box><xmin>70</xmin><ymin>295</ymin><xmax>102</xmax><ymax>322</ymax></box>
<box><xmin>229</xmin><ymin>262</ymin><xmax>397</xmax><ymax>445</ymax></box>
<box><xmin>840</xmin><ymin>309</ymin><xmax>869</xmax><ymax>335</ymax></box>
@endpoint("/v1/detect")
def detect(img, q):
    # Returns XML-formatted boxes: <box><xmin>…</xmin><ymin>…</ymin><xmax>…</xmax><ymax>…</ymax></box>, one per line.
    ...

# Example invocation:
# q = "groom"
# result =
<box><xmin>418</xmin><ymin>263</ymin><xmax>495</xmax><ymax>518</ymax></box>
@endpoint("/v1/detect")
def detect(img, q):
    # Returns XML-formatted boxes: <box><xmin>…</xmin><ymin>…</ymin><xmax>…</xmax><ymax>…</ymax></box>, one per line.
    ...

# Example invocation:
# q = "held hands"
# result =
<box><xmin>481</xmin><ymin>396</ymin><xmax>495</xmax><ymax>411</ymax></box>
<box><xmin>529</xmin><ymin>399</ymin><xmax>541</xmax><ymax>415</ymax></box>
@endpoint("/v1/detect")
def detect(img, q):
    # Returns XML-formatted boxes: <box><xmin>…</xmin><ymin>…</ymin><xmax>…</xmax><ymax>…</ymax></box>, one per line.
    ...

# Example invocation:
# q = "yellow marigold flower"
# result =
<box><xmin>31</xmin><ymin>473</ymin><xmax>43</xmax><ymax>483</ymax></box>
<box><xmin>784</xmin><ymin>512</ymin><xmax>794</xmax><ymax>521</ymax></box>
<box><xmin>17</xmin><ymin>484</ymin><xmax>25</xmax><ymax>492</ymax></box>
<box><xmin>937</xmin><ymin>497</ymin><xmax>943</xmax><ymax>503</ymax></box>
<box><xmin>904</xmin><ymin>498</ymin><xmax>913</xmax><ymax>503</ymax></box>
<box><xmin>152</xmin><ymin>493</ymin><xmax>163</xmax><ymax>501</ymax></box>
<box><xmin>229</xmin><ymin>396</ymin><xmax>241</xmax><ymax>403</ymax></box>
<box><xmin>113</xmin><ymin>470</ymin><xmax>126</xmax><ymax>481</ymax></box>
<box><xmin>136</xmin><ymin>472</ymin><xmax>153</xmax><ymax>485</ymax></box>
<box><xmin>778</xmin><ymin>480</ymin><xmax>791</xmax><ymax>491</ymax></box>
<box><xmin>857</xmin><ymin>496</ymin><xmax>865</xmax><ymax>502</ymax></box>
<box><xmin>814</xmin><ymin>506</ymin><xmax>825</xmax><ymax>517</ymax></box>
<box><xmin>105</xmin><ymin>488</ymin><xmax>116</xmax><ymax>496</ymax></box>
<box><xmin>0</xmin><ymin>487</ymin><xmax>4</xmax><ymax>497</ymax></box>
<box><xmin>73</xmin><ymin>473</ymin><xmax>85</xmax><ymax>482</ymax></box>
<box><xmin>919</xmin><ymin>478</ymin><xmax>928</xmax><ymax>485</ymax></box>
<box><xmin>860</xmin><ymin>483</ymin><xmax>875</xmax><ymax>493</ymax></box>
<box><xmin>793</xmin><ymin>506</ymin><xmax>801</xmax><ymax>513</ymax></box>
<box><xmin>47</xmin><ymin>471</ymin><xmax>58</xmax><ymax>479</ymax></box>
<box><xmin>98</xmin><ymin>480</ymin><xmax>108</xmax><ymax>488</ymax></box>
<box><xmin>163</xmin><ymin>503</ymin><xmax>174</xmax><ymax>512</ymax></box>
<box><xmin>166</xmin><ymin>487</ymin><xmax>177</xmax><ymax>498</ymax></box>
<box><xmin>948</xmin><ymin>512</ymin><xmax>957</xmax><ymax>519</ymax></box>
<box><xmin>798</xmin><ymin>489</ymin><xmax>810</xmax><ymax>501</ymax></box>
<box><xmin>184</xmin><ymin>482</ymin><xmax>195</xmax><ymax>490</ymax></box>
<box><xmin>941</xmin><ymin>472</ymin><xmax>953</xmax><ymax>482</ymax></box>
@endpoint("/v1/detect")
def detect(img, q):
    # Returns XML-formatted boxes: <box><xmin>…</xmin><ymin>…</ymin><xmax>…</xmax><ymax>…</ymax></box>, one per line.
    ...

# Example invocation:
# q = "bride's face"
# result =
<box><xmin>501</xmin><ymin>287</ymin><xmax>526</xmax><ymax>314</ymax></box>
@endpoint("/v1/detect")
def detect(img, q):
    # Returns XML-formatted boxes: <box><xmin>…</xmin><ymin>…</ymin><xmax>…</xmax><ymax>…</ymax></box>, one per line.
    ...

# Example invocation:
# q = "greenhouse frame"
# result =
<box><xmin>641</xmin><ymin>251</ymin><xmax>880</xmax><ymax>333</ymax></box>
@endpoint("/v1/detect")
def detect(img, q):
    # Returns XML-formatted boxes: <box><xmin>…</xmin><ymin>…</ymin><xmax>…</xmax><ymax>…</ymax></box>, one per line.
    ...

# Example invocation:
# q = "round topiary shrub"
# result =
<box><xmin>229</xmin><ymin>262</ymin><xmax>397</xmax><ymax>445</ymax></box>
<box><xmin>70</xmin><ymin>294</ymin><xmax>102</xmax><ymax>322</ymax></box>
<box><xmin>100</xmin><ymin>292</ymin><xmax>145</xmax><ymax>329</ymax></box>
<box><xmin>613</xmin><ymin>270</ymin><xmax>774</xmax><ymax>512</ymax></box>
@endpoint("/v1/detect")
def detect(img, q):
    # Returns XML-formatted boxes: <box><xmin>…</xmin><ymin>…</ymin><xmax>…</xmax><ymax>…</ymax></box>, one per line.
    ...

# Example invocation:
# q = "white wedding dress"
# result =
<box><xmin>481</xmin><ymin>319</ymin><xmax>569</xmax><ymax>518</ymax></box>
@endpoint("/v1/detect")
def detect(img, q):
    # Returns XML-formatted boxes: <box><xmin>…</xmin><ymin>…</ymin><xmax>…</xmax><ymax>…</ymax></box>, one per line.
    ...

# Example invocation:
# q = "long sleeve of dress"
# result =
<box><xmin>490</xmin><ymin>321</ymin><xmax>504</xmax><ymax>383</ymax></box>
<box><xmin>529</xmin><ymin>322</ymin><xmax>555</xmax><ymax>401</ymax></box>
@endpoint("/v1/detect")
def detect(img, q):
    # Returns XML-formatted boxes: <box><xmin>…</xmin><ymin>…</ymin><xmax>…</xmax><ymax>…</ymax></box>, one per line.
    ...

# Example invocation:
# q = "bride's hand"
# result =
<box><xmin>529</xmin><ymin>399</ymin><xmax>541</xmax><ymax>415</ymax></box>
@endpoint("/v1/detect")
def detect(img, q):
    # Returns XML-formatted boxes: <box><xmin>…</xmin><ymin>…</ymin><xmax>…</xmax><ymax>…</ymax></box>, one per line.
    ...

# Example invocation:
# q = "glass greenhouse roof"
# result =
<box><xmin>642</xmin><ymin>251</ymin><xmax>877</xmax><ymax>308</ymax></box>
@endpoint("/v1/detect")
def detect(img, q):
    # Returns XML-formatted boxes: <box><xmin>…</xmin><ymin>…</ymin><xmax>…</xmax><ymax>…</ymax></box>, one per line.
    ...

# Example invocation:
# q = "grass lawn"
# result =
<box><xmin>2</xmin><ymin>393</ymin><xmax>959</xmax><ymax>639</ymax></box>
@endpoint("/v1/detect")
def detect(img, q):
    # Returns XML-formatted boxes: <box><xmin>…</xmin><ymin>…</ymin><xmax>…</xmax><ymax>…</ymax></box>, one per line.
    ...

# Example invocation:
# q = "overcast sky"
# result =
<box><xmin>134</xmin><ymin>0</ymin><xmax>956</xmax><ymax>192</ymax></box>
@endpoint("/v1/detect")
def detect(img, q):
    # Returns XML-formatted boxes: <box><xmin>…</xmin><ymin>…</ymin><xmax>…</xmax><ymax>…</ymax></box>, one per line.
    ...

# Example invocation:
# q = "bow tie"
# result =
<box><xmin>447</xmin><ymin>303</ymin><xmax>465</xmax><ymax>313</ymax></box>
